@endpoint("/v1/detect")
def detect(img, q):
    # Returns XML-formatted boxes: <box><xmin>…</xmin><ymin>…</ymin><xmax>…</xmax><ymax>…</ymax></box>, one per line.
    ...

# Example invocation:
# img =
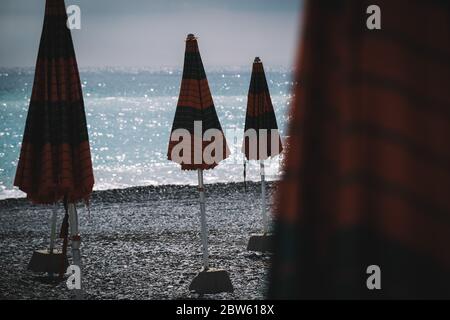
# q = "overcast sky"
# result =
<box><xmin>0</xmin><ymin>0</ymin><xmax>302</xmax><ymax>68</ymax></box>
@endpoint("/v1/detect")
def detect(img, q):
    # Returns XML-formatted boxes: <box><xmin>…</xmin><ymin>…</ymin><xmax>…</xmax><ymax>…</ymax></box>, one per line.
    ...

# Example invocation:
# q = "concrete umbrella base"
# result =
<box><xmin>246</xmin><ymin>233</ymin><xmax>274</xmax><ymax>253</ymax></box>
<box><xmin>28</xmin><ymin>249</ymin><xmax>69</xmax><ymax>274</ymax></box>
<box><xmin>189</xmin><ymin>268</ymin><xmax>234</xmax><ymax>294</ymax></box>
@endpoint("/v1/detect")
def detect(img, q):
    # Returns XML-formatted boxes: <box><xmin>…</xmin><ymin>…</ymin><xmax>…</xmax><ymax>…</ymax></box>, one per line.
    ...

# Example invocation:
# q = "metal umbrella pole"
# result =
<box><xmin>197</xmin><ymin>169</ymin><xmax>209</xmax><ymax>270</ymax></box>
<box><xmin>189</xmin><ymin>169</ymin><xmax>233</xmax><ymax>294</ymax></box>
<box><xmin>68</xmin><ymin>203</ymin><xmax>83</xmax><ymax>299</ymax></box>
<box><xmin>260</xmin><ymin>159</ymin><xmax>268</xmax><ymax>234</ymax></box>
<box><xmin>243</xmin><ymin>159</ymin><xmax>247</xmax><ymax>192</ymax></box>
<box><xmin>47</xmin><ymin>204</ymin><xmax>58</xmax><ymax>277</ymax></box>
<box><xmin>49</xmin><ymin>204</ymin><xmax>58</xmax><ymax>254</ymax></box>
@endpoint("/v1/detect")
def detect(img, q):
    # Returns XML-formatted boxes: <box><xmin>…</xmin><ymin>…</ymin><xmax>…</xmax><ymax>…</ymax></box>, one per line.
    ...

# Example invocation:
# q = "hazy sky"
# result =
<box><xmin>0</xmin><ymin>0</ymin><xmax>302</xmax><ymax>68</ymax></box>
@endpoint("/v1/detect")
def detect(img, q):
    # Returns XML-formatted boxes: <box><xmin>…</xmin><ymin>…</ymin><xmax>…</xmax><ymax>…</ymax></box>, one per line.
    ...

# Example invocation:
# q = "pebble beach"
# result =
<box><xmin>0</xmin><ymin>181</ymin><xmax>275</xmax><ymax>300</ymax></box>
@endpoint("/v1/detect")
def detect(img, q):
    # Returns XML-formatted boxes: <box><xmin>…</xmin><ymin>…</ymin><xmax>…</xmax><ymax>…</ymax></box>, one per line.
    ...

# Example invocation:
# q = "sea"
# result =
<box><xmin>0</xmin><ymin>67</ymin><xmax>293</xmax><ymax>200</ymax></box>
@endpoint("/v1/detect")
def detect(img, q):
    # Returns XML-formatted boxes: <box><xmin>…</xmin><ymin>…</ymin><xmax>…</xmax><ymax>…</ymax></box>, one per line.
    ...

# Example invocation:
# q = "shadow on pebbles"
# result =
<box><xmin>0</xmin><ymin>181</ymin><xmax>276</xmax><ymax>300</ymax></box>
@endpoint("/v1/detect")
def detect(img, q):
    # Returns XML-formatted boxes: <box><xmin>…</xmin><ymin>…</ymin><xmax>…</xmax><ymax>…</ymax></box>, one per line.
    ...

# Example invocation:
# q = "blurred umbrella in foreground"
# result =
<box><xmin>270</xmin><ymin>0</ymin><xmax>450</xmax><ymax>299</ymax></box>
<box><xmin>167</xmin><ymin>34</ymin><xmax>232</xmax><ymax>294</ymax></box>
<box><xmin>243</xmin><ymin>57</ymin><xmax>283</xmax><ymax>252</ymax></box>
<box><xmin>14</xmin><ymin>0</ymin><xmax>93</xmax><ymax>298</ymax></box>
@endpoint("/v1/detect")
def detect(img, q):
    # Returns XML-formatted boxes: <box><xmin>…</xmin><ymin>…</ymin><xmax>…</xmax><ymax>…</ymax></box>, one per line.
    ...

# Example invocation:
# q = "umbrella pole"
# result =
<box><xmin>260</xmin><ymin>159</ymin><xmax>268</xmax><ymax>234</ymax></box>
<box><xmin>198</xmin><ymin>169</ymin><xmax>209</xmax><ymax>270</ymax></box>
<box><xmin>243</xmin><ymin>159</ymin><xmax>247</xmax><ymax>192</ymax></box>
<box><xmin>49</xmin><ymin>204</ymin><xmax>58</xmax><ymax>254</ymax></box>
<box><xmin>46</xmin><ymin>204</ymin><xmax>58</xmax><ymax>278</ymax></box>
<box><xmin>190</xmin><ymin>168</ymin><xmax>233</xmax><ymax>293</ymax></box>
<box><xmin>68</xmin><ymin>203</ymin><xmax>83</xmax><ymax>299</ymax></box>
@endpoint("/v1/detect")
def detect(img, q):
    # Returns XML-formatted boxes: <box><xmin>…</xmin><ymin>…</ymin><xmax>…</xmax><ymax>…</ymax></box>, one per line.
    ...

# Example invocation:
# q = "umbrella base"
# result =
<box><xmin>247</xmin><ymin>233</ymin><xmax>274</xmax><ymax>253</ymax></box>
<box><xmin>28</xmin><ymin>249</ymin><xmax>69</xmax><ymax>274</ymax></box>
<box><xmin>189</xmin><ymin>268</ymin><xmax>234</xmax><ymax>294</ymax></box>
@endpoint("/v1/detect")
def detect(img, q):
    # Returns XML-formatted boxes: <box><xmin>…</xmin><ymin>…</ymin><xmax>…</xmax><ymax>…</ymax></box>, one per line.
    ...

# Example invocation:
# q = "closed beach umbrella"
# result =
<box><xmin>243</xmin><ymin>57</ymin><xmax>282</xmax><ymax>251</ymax></box>
<box><xmin>14</xmin><ymin>0</ymin><xmax>93</xmax><ymax>296</ymax></box>
<box><xmin>167</xmin><ymin>34</ymin><xmax>232</xmax><ymax>294</ymax></box>
<box><xmin>270</xmin><ymin>0</ymin><xmax>450</xmax><ymax>299</ymax></box>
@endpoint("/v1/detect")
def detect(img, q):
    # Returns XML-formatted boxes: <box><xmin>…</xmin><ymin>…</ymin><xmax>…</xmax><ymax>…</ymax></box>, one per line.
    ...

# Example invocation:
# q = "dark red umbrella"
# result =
<box><xmin>14</xmin><ymin>0</ymin><xmax>93</xmax><ymax>204</ymax></box>
<box><xmin>243</xmin><ymin>57</ymin><xmax>283</xmax><ymax>235</ymax></box>
<box><xmin>168</xmin><ymin>34</ymin><xmax>229</xmax><ymax>170</ymax></box>
<box><xmin>167</xmin><ymin>34</ymin><xmax>232</xmax><ymax>294</ymax></box>
<box><xmin>14</xmin><ymin>0</ymin><xmax>93</xmax><ymax>294</ymax></box>
<box><xmin>270</xmin><ymin>0</ymin><xmax>450</xmax><ymax>299</ymax></box>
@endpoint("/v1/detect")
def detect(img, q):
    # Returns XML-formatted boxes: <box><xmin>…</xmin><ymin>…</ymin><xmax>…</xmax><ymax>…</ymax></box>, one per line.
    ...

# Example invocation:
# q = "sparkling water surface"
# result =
<box><xmin>0</xmin><ymin>67</ymin><xmax>293</xmax><ymax>199</ymax></box>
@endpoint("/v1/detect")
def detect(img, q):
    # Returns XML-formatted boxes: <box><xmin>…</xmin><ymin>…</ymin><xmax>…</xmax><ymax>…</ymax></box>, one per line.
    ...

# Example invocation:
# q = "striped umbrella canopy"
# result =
<box><xmin>242</xmin><ymin>57</ymin><xmax>282</xmax><ymax>234</ymax></box>
<box><xmin>270</xmin><ymin>0</ymin><xmax>450</xmax><ymax>299</ymax></box>
<box><xmin>168</xmin><ymin>34</ymin><xmax>230</xmax><ymax>170</ymax></box>
<box><xmin>13</xmin><ymin>0</ymin><xmax>92</xmax><ymax>293</ymax></box>
<box><xmin>168</xmin><ymin>34</ymin><xmax>229</xmax><ymax>272</ymax></box>
<box><xmin>14</xmin><ymin>0</ymin><xmax>94</xmax><ymax>204</ymax></box>
<box><xmin>243</xmin><ymin>57</ymin><xmax>283</xmax><ymax>161</ymax></box>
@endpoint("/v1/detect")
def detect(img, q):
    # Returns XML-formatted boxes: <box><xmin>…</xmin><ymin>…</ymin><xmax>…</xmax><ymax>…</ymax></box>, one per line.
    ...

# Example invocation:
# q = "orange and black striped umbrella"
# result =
<box><xmin>270</xmin><ymin>0</ymin><xmax>450</xmax><ymax>299</ymax></box>
<box><xmin>14</xmin><ymin>0</ymin><xmax>94</xmax><ymax>204</ymax></box>
<box><xmin>243</xmin><ymin>57</ymin><xmax>283</xmax><ymax>160</ymax></box>
<box><xmin>168</xmin><ymin>34</ymin><xmax>229</xmax><ymax>169</ymax></box>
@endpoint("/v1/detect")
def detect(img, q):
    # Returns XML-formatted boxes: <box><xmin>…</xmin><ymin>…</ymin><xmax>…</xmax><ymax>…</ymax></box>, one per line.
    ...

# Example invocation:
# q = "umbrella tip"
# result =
<box><xmin>187</xmin><ymin>33</ymin><xmax>196</xmax><ymax>40</ymax></box>
<box><xmin>254</xmin><ymin>57</ymin><xmax>261</xmax><ymax>63</ymax></box>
